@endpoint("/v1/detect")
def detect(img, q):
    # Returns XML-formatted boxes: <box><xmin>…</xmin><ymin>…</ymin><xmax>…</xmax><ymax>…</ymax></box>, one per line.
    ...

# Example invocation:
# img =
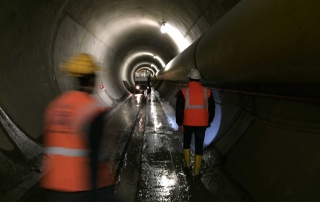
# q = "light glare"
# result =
<box><xmin>160</xmin><ymin>22</ymin><xmax>190</xmax><ymax>52</ymax></box>
<box><xmin>160</xmin><ymin>22</ymin><xmax>166</xmax><ymax>33</ymax></box>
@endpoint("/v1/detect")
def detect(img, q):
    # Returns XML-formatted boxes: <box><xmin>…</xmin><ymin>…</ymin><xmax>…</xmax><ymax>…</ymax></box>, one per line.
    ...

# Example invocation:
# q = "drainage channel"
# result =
<box><xmin>115</xmin><ymin>93</ymin><xmax>147</xmax><ymax>201</ymax></box>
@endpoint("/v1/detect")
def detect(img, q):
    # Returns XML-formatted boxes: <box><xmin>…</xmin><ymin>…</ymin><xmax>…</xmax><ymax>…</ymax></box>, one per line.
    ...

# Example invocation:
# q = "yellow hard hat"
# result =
<box><xmin>61</xmin><ymin>53</ymin><xmax>100</xmax><ymax>77</ymax></box>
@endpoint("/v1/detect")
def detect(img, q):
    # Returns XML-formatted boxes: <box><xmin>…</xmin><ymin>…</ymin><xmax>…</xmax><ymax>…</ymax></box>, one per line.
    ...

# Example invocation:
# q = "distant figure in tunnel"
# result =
<box><xmin>147</xmin><ymin>72</ymin><xmax>152</xmax><ymax>101</ymax></box>
<box><xmin>40</xmin><ymin>53</ymin><xmax>118</xmax><ymax>202</ymax></box>
<box><xmin>175</xmin><ymin>69</ymin><xmax>215</xmax><ymax>177</ymax></box>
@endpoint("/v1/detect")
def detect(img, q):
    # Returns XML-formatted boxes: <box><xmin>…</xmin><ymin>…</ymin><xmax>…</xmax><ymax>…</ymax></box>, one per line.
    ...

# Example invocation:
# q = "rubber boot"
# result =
<box><xmin>184</xmin><ymin>149</ymin><xmax>190</xmax><ymax>169</ymax></box>
<box><xmin>194</xmin><ymin>155</ymin><xmax>202</xmax><ymax>176</ymax></box>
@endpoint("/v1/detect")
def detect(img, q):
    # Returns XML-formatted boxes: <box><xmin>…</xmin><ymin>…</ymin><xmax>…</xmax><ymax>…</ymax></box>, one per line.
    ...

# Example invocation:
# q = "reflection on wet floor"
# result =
<box><xmin>134</xmin><ymin>94</ymin><xmax>143</xmax><ymax>107</ymax></box>
<box><xmin>134</xmin><ymin>89</ymin><xmax>217</xmax><ymax>202</ymax></box>
<box><xmin>118</xmin><ymin>89</ymin><xmax>251</xmax><ymax>202</ymax></box>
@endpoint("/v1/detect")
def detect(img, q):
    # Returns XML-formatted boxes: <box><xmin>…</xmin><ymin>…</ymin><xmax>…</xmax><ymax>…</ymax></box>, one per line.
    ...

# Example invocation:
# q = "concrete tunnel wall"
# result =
<box><xmin>155</xmin><ymin>0</ymin><xmax>320</xmax><ymax>201</ymax></box>
<box><xmin>1</xmin><ymin>0</ymin><xmax>320</xmax><ymax>202</ymax></box>
<box><xmin>0</xmin><ymin>0</ymin><xmax>119</xmax><ymax>195</ymax></box>
<box><xmin>1</xmin><ymin>0</ymin><xmax>236</xmax><ymax>197</ymax></box>
<box><xmin>0</xmin><ymin>0</ymin><xmax>233</xmax><ymax>161</ymax></box>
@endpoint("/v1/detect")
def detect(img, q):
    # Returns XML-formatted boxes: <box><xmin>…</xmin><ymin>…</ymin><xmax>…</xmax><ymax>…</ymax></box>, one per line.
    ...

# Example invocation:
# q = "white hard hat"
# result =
<box><xmin>188</xmin><ymin>69</ymin><xmax>201</xmax><ymax>79</ymax></box>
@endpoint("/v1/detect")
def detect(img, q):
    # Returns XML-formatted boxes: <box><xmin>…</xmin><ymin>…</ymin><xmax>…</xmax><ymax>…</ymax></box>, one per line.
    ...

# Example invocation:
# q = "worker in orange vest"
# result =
<box><xmin>40</xmin><ymin>53</ymin><xmax>118</xmax><ymax>201</ymax></box>
<box><xmin>175</xmin><ymin>69</ymin><xmax>215</xmax><ymax>177</ymax></box>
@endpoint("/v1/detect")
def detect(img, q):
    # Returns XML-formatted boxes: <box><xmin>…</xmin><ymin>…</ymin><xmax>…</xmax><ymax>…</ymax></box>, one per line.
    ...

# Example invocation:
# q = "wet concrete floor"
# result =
<box><xmin>115</xmin><ymin>89</ymin><xmax>251</xmax><ymax>202</ymax></box>
<box><xmin>15</xmin><ymin>89</ymin><xmax>251</xmax><ymax>202</ymax></box>
<box><xmin>134</xmin><ymin>90</ymin><xmax>216</xmax><ymax>202</ymax></box>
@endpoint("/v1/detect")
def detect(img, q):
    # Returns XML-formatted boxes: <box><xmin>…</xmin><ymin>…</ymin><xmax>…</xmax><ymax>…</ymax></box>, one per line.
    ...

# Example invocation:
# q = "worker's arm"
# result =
<box><xmin>175</xmin><ymin>90</ymin><xmax>185</xmax><ymax>132</ymax></box>
<box><xmin>89</xmin><ymin>110</ymin><xmax>108</xmax><ymax>190</ymax></box>
<box><xmin>208</xmin><ymin>93</ymin><xmax>215</xmax><ymax>125</ymax></box>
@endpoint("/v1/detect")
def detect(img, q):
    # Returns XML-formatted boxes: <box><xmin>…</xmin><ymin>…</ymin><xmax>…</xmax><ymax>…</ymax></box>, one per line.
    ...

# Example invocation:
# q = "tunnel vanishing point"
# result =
<box><xmin>1</xmin><ymin>0</ymin><xmax>320</xmax><ymax>201</ymax></box>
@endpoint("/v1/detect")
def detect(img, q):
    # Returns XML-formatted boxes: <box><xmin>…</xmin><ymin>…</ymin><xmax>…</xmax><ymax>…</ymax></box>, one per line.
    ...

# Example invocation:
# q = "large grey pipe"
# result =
<box><xmin>157</xmin><ymin>0</ymin><xmax>320</xmax><ymax>89</ymax></box>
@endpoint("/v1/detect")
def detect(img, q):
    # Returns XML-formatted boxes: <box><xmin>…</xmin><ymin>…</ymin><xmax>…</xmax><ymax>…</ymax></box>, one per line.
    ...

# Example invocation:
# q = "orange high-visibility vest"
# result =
<box><xmin>182</xmin><ymin>82</ymin><xmax>211</xmax><ymax>126</ymax></box>
<box><xmin>41</xmin><ymin>91</ymin><xmax>115</xmax><ymax>192</ymax></box>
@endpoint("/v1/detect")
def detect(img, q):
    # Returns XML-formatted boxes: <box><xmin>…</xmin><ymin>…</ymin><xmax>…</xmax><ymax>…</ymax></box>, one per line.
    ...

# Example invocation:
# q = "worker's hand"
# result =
<box><xmin>178</xmin><ymin>125</ymin><xmax>184</xmax><ymax>133</ymax></box>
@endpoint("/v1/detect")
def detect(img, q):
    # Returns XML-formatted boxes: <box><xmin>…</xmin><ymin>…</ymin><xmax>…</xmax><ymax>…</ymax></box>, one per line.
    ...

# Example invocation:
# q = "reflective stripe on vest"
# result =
<box><xmin>182</xmin><ymin>83</ymin><xmax>210</xmax><ymax>126</ymax></box>
<box><xmin>41</xmin><ymin>91</ymin><xmax>114</xmax><ymax>192</ymax></box>
<box><xmin>44</xmin><ymin>147</ymin><xmax>89</xmax><ymax>157</ymax></box>
<box><xmin>185</xmin><ymin>87</ymin><xmax>208</xmax><ymax>109</ymax></box>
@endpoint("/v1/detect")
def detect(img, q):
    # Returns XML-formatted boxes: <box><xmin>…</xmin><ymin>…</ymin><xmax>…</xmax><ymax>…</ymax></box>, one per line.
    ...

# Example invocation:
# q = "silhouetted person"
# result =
<box><xmin>147</xmin><ymin>74</ymin><xmax>151</xmax><ymax>101</ymax></box>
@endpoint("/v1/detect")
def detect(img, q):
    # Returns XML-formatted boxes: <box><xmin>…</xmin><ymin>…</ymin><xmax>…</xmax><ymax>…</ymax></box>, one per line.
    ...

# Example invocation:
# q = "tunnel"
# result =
<box><xmin>1</xmin><ymin>0</ymin><xmax>320</xmax><ymax>201</ymax></box>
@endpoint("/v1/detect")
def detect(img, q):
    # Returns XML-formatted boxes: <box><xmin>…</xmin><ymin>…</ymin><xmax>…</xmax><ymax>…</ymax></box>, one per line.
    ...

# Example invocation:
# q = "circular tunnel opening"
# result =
<box><xmin>121</xmin><ymin>52</ymin><xmax>162</xmax><ymax>94</ymax></box>
<box><xmin>133</xmin><ymin>68</ymin><xmax>151</xmax><ymax>94</ymax></box>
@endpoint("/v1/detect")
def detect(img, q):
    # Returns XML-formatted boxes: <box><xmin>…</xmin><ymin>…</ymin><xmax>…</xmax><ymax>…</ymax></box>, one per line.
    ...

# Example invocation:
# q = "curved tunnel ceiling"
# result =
<box><xmin>0</xmin><ymin>0</ymin><xmax>238</xmax><ymax>140</ymax></box>
<box><xmin>62</xmin><ymin>0</ymin><xmax>199</xmax><ymax>95</ymax></box>
<box><xmin>52</xmin><ymin>0</ymin><xmax>218</xmax><ymax>100</ymax></box>
<box><xmin>53</xmin><ymin>0</ymin><xmax>240</xmax><ymax>102</ymax></box>
<box><xmin>3</xmin><ymin>1</ymin><xmax>320</xmax><ymax>201</ymax></box>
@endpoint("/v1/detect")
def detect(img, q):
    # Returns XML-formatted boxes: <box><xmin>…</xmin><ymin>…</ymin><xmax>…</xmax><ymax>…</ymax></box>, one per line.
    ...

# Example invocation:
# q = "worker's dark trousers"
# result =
<box><xmin>183</xmin><ymin>126</ymin><xmax>206</xmax><ymax>155</ymax></box>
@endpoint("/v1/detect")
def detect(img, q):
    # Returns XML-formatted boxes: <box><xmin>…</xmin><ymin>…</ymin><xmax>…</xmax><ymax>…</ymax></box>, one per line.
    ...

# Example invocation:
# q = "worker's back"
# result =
<box><xmin>41</xmin><ymin>91</ymin><xmax>101</xmax><ymax>191</ymax></box>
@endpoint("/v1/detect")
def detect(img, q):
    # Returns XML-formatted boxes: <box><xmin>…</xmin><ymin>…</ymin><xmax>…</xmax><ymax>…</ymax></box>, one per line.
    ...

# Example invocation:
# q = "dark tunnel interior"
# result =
<box><xmin>1</xmin><ymin>0</ymin><xmax>320</xmax><ymax>201</ymax></box>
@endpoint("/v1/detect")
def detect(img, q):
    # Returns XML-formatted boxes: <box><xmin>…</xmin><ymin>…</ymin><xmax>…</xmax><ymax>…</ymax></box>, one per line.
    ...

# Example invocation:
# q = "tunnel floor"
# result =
<box><xmin>14</xmin><ymin>89</ymin><xmax>250</xmax><ymax>202</ymax></box>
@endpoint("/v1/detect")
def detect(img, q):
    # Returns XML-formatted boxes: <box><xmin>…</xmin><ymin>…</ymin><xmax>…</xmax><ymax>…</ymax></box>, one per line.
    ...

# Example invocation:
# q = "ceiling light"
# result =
<box><xmin>160</xmin><ymin>21</ymin><xmax>166</xmax><ymax>33</ymax></box>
